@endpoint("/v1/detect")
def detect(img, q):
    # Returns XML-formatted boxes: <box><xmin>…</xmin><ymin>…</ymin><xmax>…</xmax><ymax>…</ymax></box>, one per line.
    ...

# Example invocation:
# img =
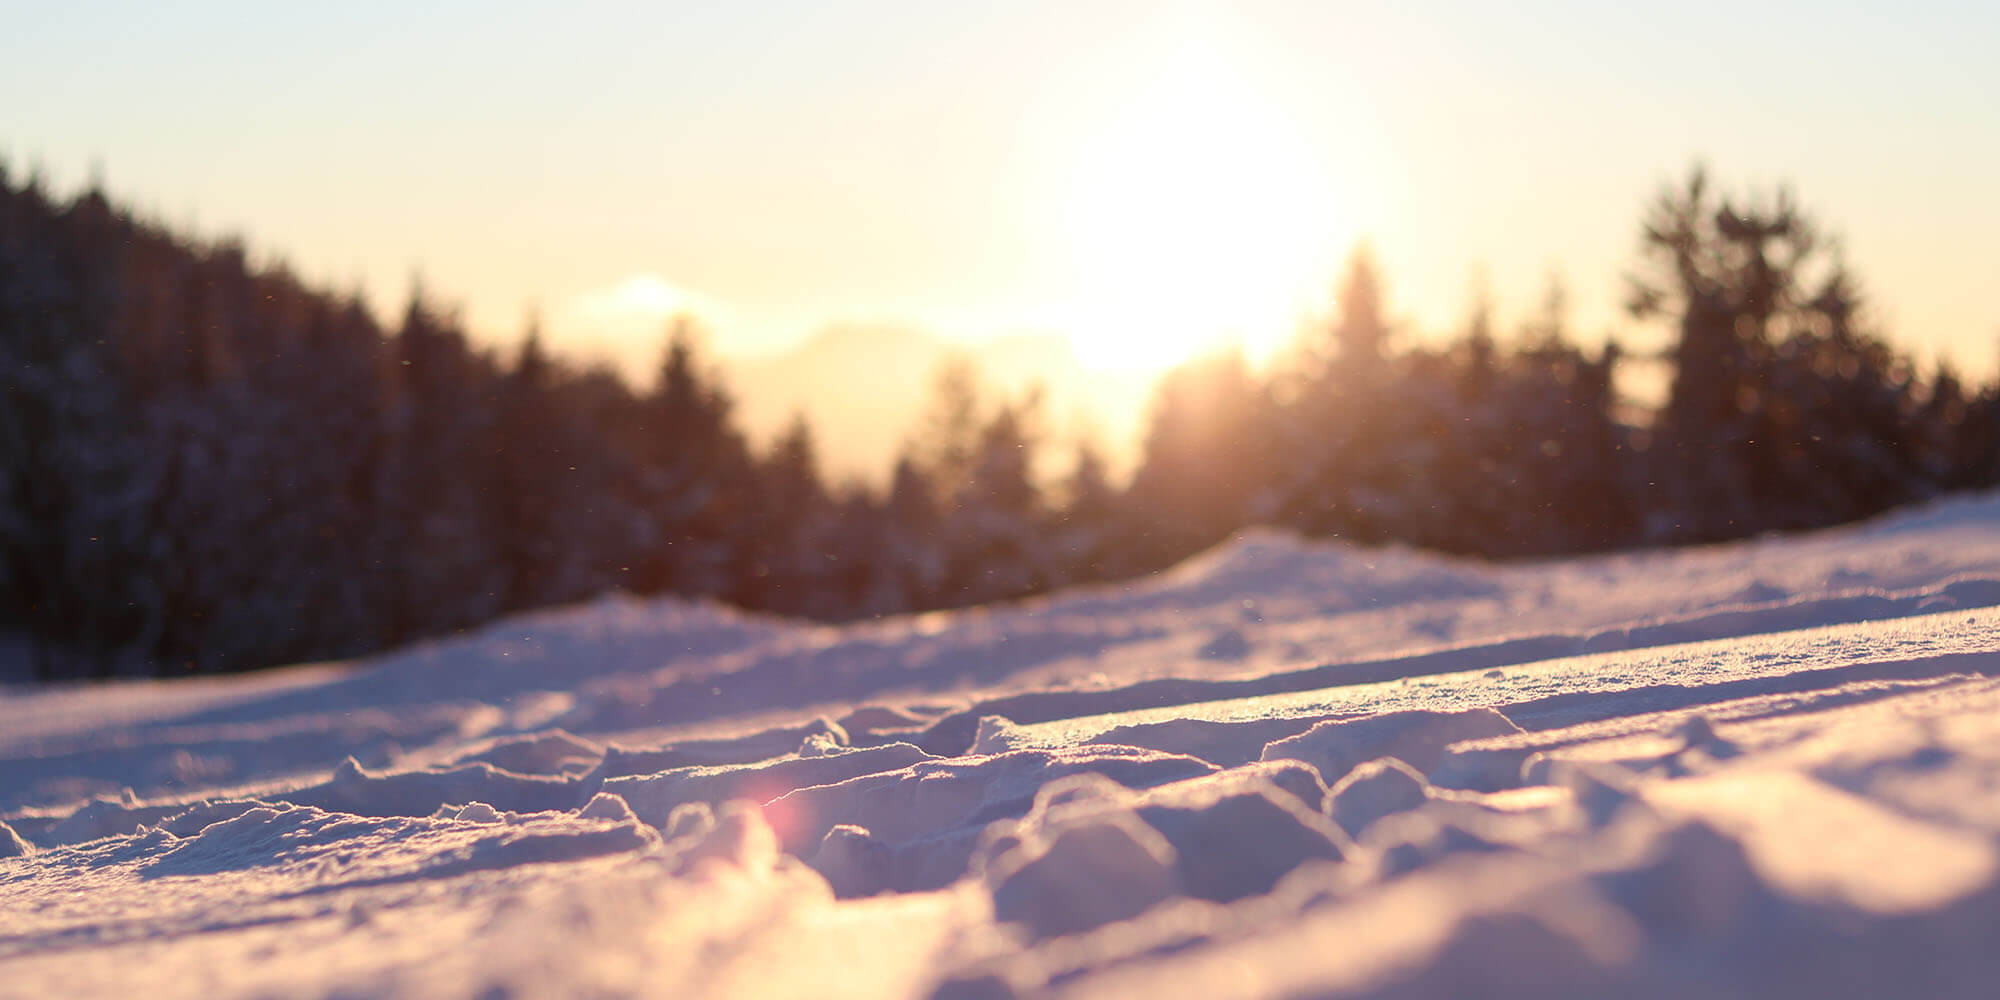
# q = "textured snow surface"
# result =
<box><xmin>10</xmin><ymin>494</ymin><xmax>2000</xmax><ymax>997</ymax></box>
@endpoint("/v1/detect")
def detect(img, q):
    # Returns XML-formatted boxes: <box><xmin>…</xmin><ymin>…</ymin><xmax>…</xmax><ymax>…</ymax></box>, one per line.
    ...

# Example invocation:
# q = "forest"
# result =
<box><xmin>5</xmin><ymin>164</ymin><xmax>1996</xmax><ymax>679</ymax></box>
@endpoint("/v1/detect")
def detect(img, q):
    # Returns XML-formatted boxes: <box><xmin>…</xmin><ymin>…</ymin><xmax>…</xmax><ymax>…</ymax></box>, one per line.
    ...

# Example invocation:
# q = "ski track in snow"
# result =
<box><xmin>8</xmin><ymin>494</ymin><xmax>2000</xmax><ymax>997</ymax></box>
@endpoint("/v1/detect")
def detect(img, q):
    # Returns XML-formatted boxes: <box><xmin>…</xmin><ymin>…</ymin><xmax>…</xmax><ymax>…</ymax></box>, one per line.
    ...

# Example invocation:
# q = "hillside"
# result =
<box><xmin>6</xmin><ymin>492</ymin><xmax>2000</xmax><ymax>997</ymax></box>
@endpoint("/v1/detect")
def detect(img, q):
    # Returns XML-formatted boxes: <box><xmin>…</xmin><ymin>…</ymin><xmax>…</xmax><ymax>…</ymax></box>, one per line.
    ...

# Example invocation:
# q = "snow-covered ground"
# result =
<box><xmin>8</xmin><ymin>495</ymin><xmax>2000</xmax><ymax>998</ymax></box>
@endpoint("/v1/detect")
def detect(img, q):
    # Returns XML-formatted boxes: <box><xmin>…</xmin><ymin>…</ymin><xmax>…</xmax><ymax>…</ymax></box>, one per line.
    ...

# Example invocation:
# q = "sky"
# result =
<box><xmin>7</xmin><ymin>0</ymin><xmax>1999</xmax><ymax>388</ymax></box>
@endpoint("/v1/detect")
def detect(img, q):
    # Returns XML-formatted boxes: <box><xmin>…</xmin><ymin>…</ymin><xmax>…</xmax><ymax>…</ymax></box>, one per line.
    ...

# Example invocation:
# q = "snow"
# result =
<box><xmin>8</xmin><ymin>491</ymin><xmax>2000</xmax><ymax>997</ymax></box>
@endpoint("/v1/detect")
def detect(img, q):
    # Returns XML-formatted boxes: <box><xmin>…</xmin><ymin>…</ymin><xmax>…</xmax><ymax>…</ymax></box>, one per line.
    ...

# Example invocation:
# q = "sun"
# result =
<box><xmin>1044</xmin><ymin>7</ymin><xmax>1345</xmax><ymax>374</ymax></box>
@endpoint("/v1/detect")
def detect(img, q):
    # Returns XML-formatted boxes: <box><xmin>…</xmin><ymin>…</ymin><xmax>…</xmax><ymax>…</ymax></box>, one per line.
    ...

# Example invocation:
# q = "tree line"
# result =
<box><xmin>5</xmin><ymin>164</ymin><xmax>1997</xmax><ymax>679</ymax></box>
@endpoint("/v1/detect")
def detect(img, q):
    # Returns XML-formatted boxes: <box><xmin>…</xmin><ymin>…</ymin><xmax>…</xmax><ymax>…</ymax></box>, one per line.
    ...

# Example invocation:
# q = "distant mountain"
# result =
<box><xmin>722</xmin><ymin>324</ymin><xmax>1153</xmax><ymax>484</ymax></box>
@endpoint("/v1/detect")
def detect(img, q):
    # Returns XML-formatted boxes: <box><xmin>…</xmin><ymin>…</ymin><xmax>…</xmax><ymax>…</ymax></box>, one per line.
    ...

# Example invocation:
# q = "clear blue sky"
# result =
<box><xmin>7</xmin><ymin>0</ymin><xmax>1997</xmax><ymax>378</ymax></box>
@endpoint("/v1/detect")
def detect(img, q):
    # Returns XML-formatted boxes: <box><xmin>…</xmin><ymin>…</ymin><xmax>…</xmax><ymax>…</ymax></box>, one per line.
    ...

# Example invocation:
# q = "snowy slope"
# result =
<box><xmin>7</xmin><ymin>493</ymin><xmax>2000</xmax><ymax>997</ymax></box>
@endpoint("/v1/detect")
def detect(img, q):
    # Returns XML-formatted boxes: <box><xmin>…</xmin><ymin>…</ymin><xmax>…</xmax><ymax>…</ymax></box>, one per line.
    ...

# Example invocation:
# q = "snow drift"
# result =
<box><xmin>8</xmin><ymin>492</ymin><xmax>2000</xmax><ymax>997</ymax></box>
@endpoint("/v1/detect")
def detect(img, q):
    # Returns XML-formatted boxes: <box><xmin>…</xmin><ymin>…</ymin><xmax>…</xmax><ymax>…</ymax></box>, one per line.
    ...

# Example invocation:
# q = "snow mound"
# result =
<box><xmin>984</xmin><ymin>794</ymin><xmax>1182</xmax><ymax>940</ymax></box>
<box><xmin>1261</xmin><ymin>708</ymin><xmax>1524</xmax><ymax>785</ymax></box>
<box><xmin>1327</xmin><ymin>757</ymin><xmax>1434</xmax><ymax>838</ymax></box>
<box><xmin>1130</xmin><ymin>768</ymin><xmax>1352</xmax><ymax>903</ymax></box>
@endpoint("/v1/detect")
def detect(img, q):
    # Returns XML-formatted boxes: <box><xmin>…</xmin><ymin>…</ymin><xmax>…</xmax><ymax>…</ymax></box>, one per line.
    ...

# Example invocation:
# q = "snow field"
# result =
<box><xmin>7</xmin><ymin>493</ymin><xmax>2000</xmax><ymax>996</ymax></box>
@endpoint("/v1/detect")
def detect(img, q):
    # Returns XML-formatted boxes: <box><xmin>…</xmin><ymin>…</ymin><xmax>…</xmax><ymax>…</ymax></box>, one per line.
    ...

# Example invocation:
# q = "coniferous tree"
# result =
<box><xmin>914</xmin><ymin>356</ymin><xmax>984</xmax><ymax>505</ymax></box>
<box><xmin>1630</xmin><ymin>166</ymin><xmax>1934</xmax><ymax>541</ymax></box>
<box><xmin>741</xmin><ymin>413</ymin><xmax>837</xmax><ymax>616</ymax></box>
<box><xmin>1280</xmin><ymin>248</ymin><xmax>1401</xmax><ymax>541</ymax></box>
<box><xmin>882</xmin><ymin>453</ymin><xmax>946</xmax><ymax>609</ymax></box>
<box><xmin>380</xmin><ymin>289</ymin><xmax>507</xmax><ymax>641</ymax></box>
<box><xmin>630</xmin><ymin>319</ymin><xmax>753</xmax><ymax>599</ymax></box>
<box><xmin>257</xmin><ymin>297</ymin><xmax>399</xmax><ymax>659</ymax></box>
<box><xmin>1052</xmin><ymin>442</ymin><xmax>1123</xmax><ymax>584</ymax></box>
<box><xmin>1332</xmin><ymin>245</ymin><xmax>1391</xmax><ymax>368</ymax></box>
<box><xmin>491</xmin><ymin>322</ymin><xmax>573</xmax><ymax>611</ymax></box>
<box><xmin>943</xmin><ymin>394</ymin><xmax>1048</xmax><ymax>604</ymax></box>
<box><xmin>1128</xmin><ymin>350</ymin><xmax>1278</xmax><ymax>561</ymax></box>
<box><xmin>0</xmin><ymin>181</ymin><xmax>151</xmax><ymax>675</ymax></box>
<box><xmin>4</xmin><ymin>162</ymin><xmax>1995</xmax><ymax>679</ymax></box>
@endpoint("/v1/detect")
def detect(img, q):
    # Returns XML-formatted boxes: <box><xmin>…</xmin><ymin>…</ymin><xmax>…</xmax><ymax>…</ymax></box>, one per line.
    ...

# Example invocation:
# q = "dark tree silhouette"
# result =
<box><xmin>0</xmin><ymin>165</ymin><xmax>1990</xmax><ymax>679</ymax></box>
<box><xmin>1630</xmin><ymin>166</ymin><xmax>1935</xmax><ymax>541</ymax></box>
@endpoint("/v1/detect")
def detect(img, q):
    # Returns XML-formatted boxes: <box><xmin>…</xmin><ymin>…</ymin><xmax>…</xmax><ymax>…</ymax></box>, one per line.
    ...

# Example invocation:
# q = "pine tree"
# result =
<box><xmin>942</xmin><ymin>396</ymin><xmax>1049</xmax><ymax>605</ymax></box>
<box><xmin>1332</xmin><ymin>245</ymin><xmax>1391</xmax><ymax>367</ymax></box>
<box><xmin>630</xmin><ymin>319</ymin><xmax>754</xmax><ymax>599</ymax></box>
<box><xmin>1129</xmin><ymin>351</ymin><xmax>1278</xmax><ymax>561</ymax></box>
<box><xmin>490</xmin><ymin>321</ymin><xmax>573</xmax><ymax>611</ymax></box>
<box><xmin>1630</xmin><ymin>167</ymin><xmax>1932</xmax><ymax>541</ymax></box>
<box><xmin>882</xmin><ymin>453</ymin><xmax>946</xmax><ymax>608</ymax></box>
<box><xmin>914</xmin><ymin>355</ymin><xmax>984</xmax><ymax>504</ymax></box>
<box><xmin>1279</xmin><ymin>247</ymin><xmax>1400</xmax><ymax>542</ymax></box>
<box><xmin>1053</xmin><ymin>441</ymin><xmax>1122</xmax><ymax>583</ymax></box>
<box><xmin>0</xmin><ymin>183</ymin><xmax>151</xmax><ymax>675</ymax></box>
<box><xmin>378</xmin><ymin>288</ymin><xmax>508</xmax><ymax>642</ymax></box>
<box><xmin>739</xmin><ymin>413</ymin><xmax>836</xmax><ymax>616</ymax></box>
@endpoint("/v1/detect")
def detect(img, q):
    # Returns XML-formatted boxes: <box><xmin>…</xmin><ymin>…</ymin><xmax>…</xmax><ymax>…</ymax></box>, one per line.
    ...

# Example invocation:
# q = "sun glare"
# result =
<box><xmin>548</xmin><ymin>274</ymin><xmax>730</xmax><ymax>380</ymax></box>
<box><xmin>577</xmin><ymin>275</ymin><xmax>708</xmax><ymax>323</ymax></box>
<box><xmin>1047</xmin><ymin>7</ymin><xmax>1344</xmax><ymax>374</ymax></box>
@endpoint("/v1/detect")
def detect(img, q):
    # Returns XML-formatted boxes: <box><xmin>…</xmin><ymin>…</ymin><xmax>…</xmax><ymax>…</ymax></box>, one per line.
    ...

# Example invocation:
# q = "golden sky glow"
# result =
<box><xmin>7</xmin><ymin>1</ymin><xmax>1998</xmax><ymax>455</ymax></box>
<box><xmin>1036</xmin><ymin>6</ymin><xmax>1345</xmax><ymax>371</ymax></box>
